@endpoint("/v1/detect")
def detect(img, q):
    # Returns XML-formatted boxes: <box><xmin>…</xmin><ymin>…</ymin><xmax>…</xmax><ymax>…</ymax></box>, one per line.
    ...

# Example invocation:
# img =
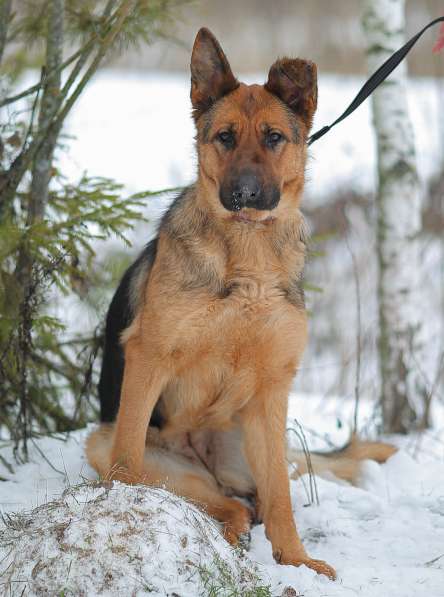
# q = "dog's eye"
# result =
<box><xmin>266</xmin><ymin>131</ymin><xmax>284</xmax><ymax>147</ymax></box>
<box><xmin>217</xmin><ymin>130</ymin><xmax>235</xmax><ymax>147</ymax></box>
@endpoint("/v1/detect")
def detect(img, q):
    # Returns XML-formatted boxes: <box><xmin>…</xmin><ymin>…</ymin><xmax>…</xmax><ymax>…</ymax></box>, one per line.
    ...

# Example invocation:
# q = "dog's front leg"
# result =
<box><xmin>241</xmin><ymin>390</ymin><xmax>336</xmax><ymax>580</ymax></box>
<box><xmin>110</xmin><ymin>335</ymin><xmax>167</xmax><ymax>484</ymax></box>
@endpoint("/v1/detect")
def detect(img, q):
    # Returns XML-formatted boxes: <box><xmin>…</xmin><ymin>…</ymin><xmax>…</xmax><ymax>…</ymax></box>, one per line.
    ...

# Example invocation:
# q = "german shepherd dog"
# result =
<box><xmin>87</xmin><ymin>28</ymin><xmax>395</xmax><ymax>580</ymax></box>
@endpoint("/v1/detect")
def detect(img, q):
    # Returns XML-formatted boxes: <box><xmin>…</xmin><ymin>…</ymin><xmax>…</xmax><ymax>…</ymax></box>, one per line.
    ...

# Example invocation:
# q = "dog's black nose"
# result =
<box><xmin>232</xmin><ymin>172</ymin><xmax>262</xmax><ymax>209</ymax></box>
<box><xmin>219</xmin><ymin>170</ymin><xmax>280</xmax><ymax>212</ymax></box>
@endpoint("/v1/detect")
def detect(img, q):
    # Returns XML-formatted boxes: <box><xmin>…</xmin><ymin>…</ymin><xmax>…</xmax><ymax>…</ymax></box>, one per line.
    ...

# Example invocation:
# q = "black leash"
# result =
<box><xmin>308</xmin><ymin>15</ymin><xmax>444</xmax><ymax>146</ymax></box>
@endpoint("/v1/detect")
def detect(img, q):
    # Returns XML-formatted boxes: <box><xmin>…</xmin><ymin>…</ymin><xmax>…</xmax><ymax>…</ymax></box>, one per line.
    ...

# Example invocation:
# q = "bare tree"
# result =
<box><xmin>362</xmin><ymin>0</ymin><xmax>428</xmax><ymax>433</ymax></box>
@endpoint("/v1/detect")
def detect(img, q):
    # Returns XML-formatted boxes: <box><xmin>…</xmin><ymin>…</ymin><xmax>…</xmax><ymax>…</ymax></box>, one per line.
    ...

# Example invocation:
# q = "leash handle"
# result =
<box><xmin>308</xmin><ymin>15</ymin><xmax>444</xmax><ymax>146</ymax></box>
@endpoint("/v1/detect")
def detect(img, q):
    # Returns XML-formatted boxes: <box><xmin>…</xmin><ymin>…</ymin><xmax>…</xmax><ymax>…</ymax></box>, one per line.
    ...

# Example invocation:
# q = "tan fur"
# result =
<box><xmin>86</xmin><ymin>28</ymin><xmax>396</xmax><ymax>581</ymax></box>
<box><xmin>289</xmin><ymin>437</ymin><xmax>398</xmax><ymax>484</ymax></box>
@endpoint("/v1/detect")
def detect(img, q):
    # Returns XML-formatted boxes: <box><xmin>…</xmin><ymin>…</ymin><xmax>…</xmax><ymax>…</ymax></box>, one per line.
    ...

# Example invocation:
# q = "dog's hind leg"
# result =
<box><xmin>86</xmin><ymin>424</ymin><xmax>251</xmax><ymax>545</ymax></box>
<box><xmin>176</xmin><ymin>471</ymin><xmax>252</xmax><ymax>545</ymax></box>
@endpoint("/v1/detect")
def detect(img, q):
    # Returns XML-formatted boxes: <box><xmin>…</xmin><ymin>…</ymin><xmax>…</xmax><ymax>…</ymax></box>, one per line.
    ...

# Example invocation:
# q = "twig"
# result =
<box><xmin>72</xmin><ymin>321</ymin><xmax>104</xmax><ymax>422</ymax></box>
<box><xmin>49</xmin><ymin>0</ymin><xmax>135</xmax><ymax>132</ymax></box>
<box><xmin>30</xmin><ymin>437</ymin><xmax>65</xmax><ymax>477</ymax></box>
<box><xmin>424</xmin><ymin>553</ymin><xmax>444</xmax><ymax>567</ymax></box>
<box><xmin>296</xmin><ymin>424</ymin><xmax>337</xmax><ymax>450</ymax></box>
<box><xmin>287</xmin><ymin>422</ymin><xmax>319</xmax><ymax>506</ymax></box>
<box><xmin>0</xmin><ymin>453</ymin><xmax>14</xmax><ymax>476</ymax></box>
<box><xmin>21</xmin><ymin>75</ymin><xmax>42</xmax><ymax>153</ymax></box>
<box><xmin>409</xmin><ymin>345</ymin><xmax>443</xmax><ymax>426</ymax></box>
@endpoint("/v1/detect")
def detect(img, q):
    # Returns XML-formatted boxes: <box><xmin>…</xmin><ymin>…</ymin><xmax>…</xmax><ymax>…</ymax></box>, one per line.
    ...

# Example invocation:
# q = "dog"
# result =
<box><xmin>86</xmin><ymin>28</ymin><xmax>396</xmax><ymax>580</ymax></box>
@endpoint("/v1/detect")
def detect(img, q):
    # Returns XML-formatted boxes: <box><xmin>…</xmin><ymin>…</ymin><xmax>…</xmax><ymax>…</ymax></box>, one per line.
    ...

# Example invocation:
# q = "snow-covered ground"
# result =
<box><xmin>1</xmin><ymin>394</ymin><xmax>444</xmax><ymax>597</ymax></box>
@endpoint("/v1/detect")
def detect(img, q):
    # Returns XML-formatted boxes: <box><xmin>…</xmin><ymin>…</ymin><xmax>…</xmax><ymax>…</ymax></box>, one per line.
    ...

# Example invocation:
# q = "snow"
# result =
<box><xmin>1</xmin><ymin>394</ymin><xmax>444</xmax><ymax>596</ymax></box>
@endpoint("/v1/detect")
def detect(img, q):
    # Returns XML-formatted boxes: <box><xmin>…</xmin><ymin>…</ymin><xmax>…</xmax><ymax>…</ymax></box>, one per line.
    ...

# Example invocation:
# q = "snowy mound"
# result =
<box><xmin>0</xmin><ymin>481</ymin><xmax>270</xmax><ymax>597</ymax></box>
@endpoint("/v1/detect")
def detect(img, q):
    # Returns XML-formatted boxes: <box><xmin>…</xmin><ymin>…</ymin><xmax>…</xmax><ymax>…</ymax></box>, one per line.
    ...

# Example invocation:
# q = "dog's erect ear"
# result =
<box><xmin>190</xmin><ymin>28</ymin><xmax>239</xmax><ymax>121</ymax></box>
<box><xmin>265</xmin><ymin>58</ymin><xmax>317</xmax><ymax>130</ymax></box>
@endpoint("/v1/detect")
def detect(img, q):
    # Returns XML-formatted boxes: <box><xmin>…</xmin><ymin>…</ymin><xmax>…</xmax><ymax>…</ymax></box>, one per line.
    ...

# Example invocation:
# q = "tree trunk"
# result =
<box><xmin>0</xmin><ymin>0</ymin><xmax>12</xmax><ymax>65</ymax></box>
<box><xmin>362</xmin><ymin>0</ymin><xmax>429</xmax><ymax>433</ymax></box>
<box><xmin>28</xmin><ymin>0</ymin><xmax>65</xmax><ymax>222</ymax></box>
<box><xmin>13</xmin><ymin>1</ymin><xmax>65</xmax><ymax>458</ymax></box>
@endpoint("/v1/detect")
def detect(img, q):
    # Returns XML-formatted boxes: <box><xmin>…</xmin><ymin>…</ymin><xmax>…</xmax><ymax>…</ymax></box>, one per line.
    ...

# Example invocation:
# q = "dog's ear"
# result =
<box><xmin>190</xmin><ymin>28</ymin><xmax>239</xmax><ymax>121</ymax></box>
<box><xmin>265</xmin><ymin>58</ymin><xmax>317</xmax><ymax>131</ymax></box>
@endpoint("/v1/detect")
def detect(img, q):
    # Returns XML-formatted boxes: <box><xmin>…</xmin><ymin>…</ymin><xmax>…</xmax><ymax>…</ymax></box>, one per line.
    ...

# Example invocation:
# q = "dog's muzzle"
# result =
<box><xmin>219</xmin><ymin>170</ymin><xmax>280</xmax><ymax>212</ymax></box>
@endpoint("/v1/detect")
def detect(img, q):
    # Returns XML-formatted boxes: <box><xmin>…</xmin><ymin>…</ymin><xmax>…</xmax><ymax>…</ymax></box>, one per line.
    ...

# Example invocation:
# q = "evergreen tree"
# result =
<box><xmin>0</xmin><ymin>0</ymin><xmax>186</xmax><ymax>460</ymax></box>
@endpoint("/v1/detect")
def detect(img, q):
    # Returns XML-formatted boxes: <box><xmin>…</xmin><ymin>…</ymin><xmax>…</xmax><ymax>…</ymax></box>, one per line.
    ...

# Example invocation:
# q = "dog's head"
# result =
<box><xmin>191</xmin><ymin>28</ymin><xmax>317</xmax><ymax>223</ymax></box>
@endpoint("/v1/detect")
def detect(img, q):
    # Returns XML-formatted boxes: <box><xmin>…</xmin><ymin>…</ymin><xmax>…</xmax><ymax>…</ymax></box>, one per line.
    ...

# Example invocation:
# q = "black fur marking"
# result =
<box><xmin>283</xmin><ymin>275</ymin><xmax>305</xmax><ymax>309</ymax></box>
<box><xmin>289</xmin><ymin>118</ymin><xmax>300</xmax><ymax>144</ymax></box>
<box><xmin>298</xmin><ymin>218</ymin><xmax>309</xmax><ymax>245</ymax></box>
<box><xmin>271</xmin><ymin>222</ymin><xmax>297</xmax><ymax>256</ymax></box>
<box><xmin>201</xmin><ymin>112</ymin><xmax>213</xmax><ymax>143</ymax></box>
<box><xmin>98</xmin><ymin>238</ymin><xmax>164</xmax><ymax>427</ymax></box>
<box><xmin>218</xmin><ymin>282</ymin><xmax>238</xmax><ymax>299</ymax></box>
<box><xmin>217</xmin><ymin>129</ymin><xmax>236</xmax><ymax>150</ymax></box>
<box><xmin>280</xmin><ymin>106</ymin><xmax>301</xmax><ymax>144</ymax></box>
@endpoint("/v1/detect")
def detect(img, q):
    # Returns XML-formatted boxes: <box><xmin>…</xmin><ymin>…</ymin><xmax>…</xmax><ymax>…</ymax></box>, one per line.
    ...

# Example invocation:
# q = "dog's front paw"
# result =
<box><xmin>298</xmin><ymin>558</ymin><xmax>336</xmax><ymax>580</ymax></box>
<box><xmin>273</xmin><ymin>549</ymin><xmax>336</xmax><ymax>580</ymax></box>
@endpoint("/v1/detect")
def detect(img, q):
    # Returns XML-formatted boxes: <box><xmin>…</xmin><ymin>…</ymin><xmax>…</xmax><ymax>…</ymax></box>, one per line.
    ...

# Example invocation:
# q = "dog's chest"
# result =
<box><xmin>201</xmin><ymin>269</ymin><xmax>297</xmax><ymax>344</ymax></box>
<box><xmin>226</xmin><ymin>270</ymin><xmax>282</xmax><ymax>303</ymax></box>
<box><xmin>157</xmin><ymin>275</ymin><xmax>304</xmax><ymax>432</ymax></box>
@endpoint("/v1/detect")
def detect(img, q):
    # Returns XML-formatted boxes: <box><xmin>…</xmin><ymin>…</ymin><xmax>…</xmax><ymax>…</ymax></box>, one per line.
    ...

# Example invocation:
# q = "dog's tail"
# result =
<box><xmin>288</xmin><ymin>436</ymin><xmax>397</xmax><ymax>485</ymax></box>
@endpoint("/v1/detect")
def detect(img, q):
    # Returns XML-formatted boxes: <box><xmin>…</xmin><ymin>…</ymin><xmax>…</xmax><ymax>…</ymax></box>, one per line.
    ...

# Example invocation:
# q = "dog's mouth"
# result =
<box><xmin>231</xmin><ymin>209</ymin><xmax>276</xmax><ymax>225</ymax></box>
